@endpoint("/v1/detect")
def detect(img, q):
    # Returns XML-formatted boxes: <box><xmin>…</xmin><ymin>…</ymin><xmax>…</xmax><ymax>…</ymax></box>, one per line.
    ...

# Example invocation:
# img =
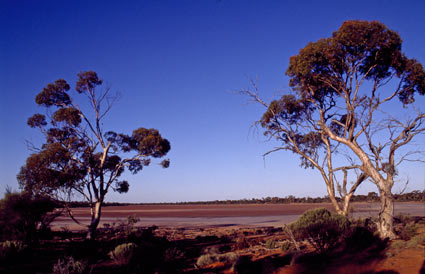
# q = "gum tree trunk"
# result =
<box><xmin>377</xmin><ymin>186</ymin><xmax>396</xmax><ymax>239</ymax></box>
<box><xmin>87</xmin><ymin>201</ymin><xmax>102</xmax><ymax>239</ymax></box>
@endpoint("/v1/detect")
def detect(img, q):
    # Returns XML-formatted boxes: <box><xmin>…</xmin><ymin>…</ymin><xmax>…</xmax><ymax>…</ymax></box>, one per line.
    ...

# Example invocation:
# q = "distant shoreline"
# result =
<box><xmin>63</xmin><ymin>190</ymin><xmax>425</xmax><ymax>207</ymax></box>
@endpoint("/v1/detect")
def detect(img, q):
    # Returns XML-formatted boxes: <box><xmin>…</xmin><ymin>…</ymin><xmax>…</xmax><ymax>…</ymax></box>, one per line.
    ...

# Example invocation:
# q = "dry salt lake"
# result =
<box><xmin>52</xmin><ymin>202</ymin><xmax>425</xmax><ymax>230</ymax></box>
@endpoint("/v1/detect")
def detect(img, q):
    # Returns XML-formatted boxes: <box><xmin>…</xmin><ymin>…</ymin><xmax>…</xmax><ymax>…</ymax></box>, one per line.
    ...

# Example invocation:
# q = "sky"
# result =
<box><xmin>1</xmin><ymin>0</ymin><xmax>424</xmax><ymax>203</ymax></box>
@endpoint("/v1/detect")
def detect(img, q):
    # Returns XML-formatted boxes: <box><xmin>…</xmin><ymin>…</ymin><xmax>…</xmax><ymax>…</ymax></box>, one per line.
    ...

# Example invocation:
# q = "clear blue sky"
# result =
<box><xmin>1</xmin><ymin>0</ymin><xmax>424</xmax><ymax>203</ymax></box>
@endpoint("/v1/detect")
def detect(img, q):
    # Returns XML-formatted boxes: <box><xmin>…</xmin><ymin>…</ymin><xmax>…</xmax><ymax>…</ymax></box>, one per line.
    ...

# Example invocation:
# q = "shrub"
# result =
<box><xmin>115</xmin><ymin>215</ymin><xmax>141</xmax><ymax>237</ymax></box>
<box><xmin>265</xmin><ymin>239</ymin><xmax>278</xmax><ymax>249</ymax></box>
<box><xmin>196</xmin><ymin>254</ymin><xmax>215</xmax><ymax>267</ymax></box>
<box><xmin>344</xmin><ymin>225</ymin><xmax>382</xmax><ymax>251</ymax></box>
<box><xmin>280</xmin><ymin>240</ymin><xmax>293</xmax><ymax>252</ymax></box>
<box><xmin>398</xmin><ymin>223</ymin><xmax>419</xmax><ymax>240</ymax></box>
<box><xmin>407</xmin><ymin>234</ymin><xmax>425</xmax><ymax>248</ymax></box>
<box><xmin>109</xmin><ymin>242</ymin><xmax>138</xmax><ymax>265</ymax></box>
<box><xmin>196</xmin><ymin>252</ymin><xmax>239</xmax><ymax>268</ymax></box>
<box><xmin>390</xmin><ymin>240</ymin><xmax>407</xmax><ymax>250</ymax></box>
<box><xmin>290</xmin><ymin>208</ymin><xmax>350</xmax><ymax>252</ymax></box>
<box><xmin>219</xmin><ymin>252</ymin><xmax>239</xmax><ymax>264</ymax></box>
<box><xmin>52</xmin><ymin>256</ymin><xmax>88</xmax><ymax>274</ymax></box>
<box><xmin>235</xmin><ymin>236</ymin><xmax>249</xmax><ymax>249</ymax></box>
<box><xmin>0</xmin><ymin>240</ymin><xmax>27</xmax><ymax>261</ymax></box>
<box><xmin>0</xmin><ymin>190</ymin><xmax>58</xmax><ymax>243</ymax></box>
<box><xmin>394</xmin><ymin>213</ymin><xmax>414</xmax><ymax>224</ymax></box>
<box><xmin>203</xmin><ymin>246</ymin><xmax>220</xmax><ymax>255</ymax></box>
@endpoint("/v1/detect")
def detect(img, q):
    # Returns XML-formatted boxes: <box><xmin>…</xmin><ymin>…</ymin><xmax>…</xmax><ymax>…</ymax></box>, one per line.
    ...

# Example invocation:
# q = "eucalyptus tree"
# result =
<box><xmin>245</xmin><ymin>20</ymin><xmax>425</xmax><ymax>238</ymax></box>
<box><xmin>18</xmin><ymin>71</ymin><xmax>171</xmax><ymax>238</ymax></box>
<box><xmin>244</xmin><ymin>82</ymin><xmax>367</xmax><ymax>218</ymax></box>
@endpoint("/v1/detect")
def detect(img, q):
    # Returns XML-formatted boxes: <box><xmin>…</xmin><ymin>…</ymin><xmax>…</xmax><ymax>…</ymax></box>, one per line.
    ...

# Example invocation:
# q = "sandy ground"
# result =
<box><xmin>52</xmin><ymin>202</ymin><xmax>425</xmax><ymax>230</ymax></box>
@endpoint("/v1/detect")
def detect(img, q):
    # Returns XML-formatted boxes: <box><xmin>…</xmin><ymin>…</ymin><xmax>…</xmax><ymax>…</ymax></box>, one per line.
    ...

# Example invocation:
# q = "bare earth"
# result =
<box><xmin>52</xmin><ymin>202</ymin><xmax>425</xmax><ymax>230</ymax></box>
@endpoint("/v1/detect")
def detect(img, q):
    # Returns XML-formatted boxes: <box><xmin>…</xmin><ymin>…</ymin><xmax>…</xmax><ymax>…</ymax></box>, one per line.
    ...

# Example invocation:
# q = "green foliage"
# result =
<box><xmin>111</xmin><ymin>215</ymin><xmax>143</xmax><ymax>238</ymax></box>
<box><xmin>196</xmin><ymin>252</ymin><xmax>239</xmax><ymax>268</ymax></box>
<box><xmin>196</xmin><ymin>254</ymin><xmax>215</xmax><ymax>267</ymax></box>
<box><xmin>290</xmin><ymin>208</ymin><xmax>350</xmax><ymax>252</ymax></box>
<box><xmin>265</xmin><ymin>239</ymin><xmax>278</xmax><ymax>249</ymax></box>
<box><xmin>389</xmin><ymin>240</ymin><xmax>407</xmax><ymax>250</ymax></box>
<box><xmin>0</xmin><ymin>240</ymin><xmax>27</xmax><ymax>261</ymax></box>
<box><xmin>52</xmin><ymin>107</ymin><xmax>82</xmax><ymax>126</ymax></box>
<box><xmin>399</xmin><ymin>223</ymin><xmax>419</xmax><ymax>241</ymax></box>
<box><xmin>126</xmin><ymin>215</ymin><xmax>139</xmax><ymax>226</ymax></box>
<box><xmin>280</xmin><ymin>240</ymin><xmax>293</xmax><ymax>252</ymax></box>
<box><xmin>407</xmin><ymin>234</ymin><xmax>425</xmax><ymax>248</ymax></box>
<box><xmin>393</xmin><ymin>190</ymin><xmax>425</xmax><ymax>202</ymax></box>
<box><xmin>394</xmin><ymin>213</ymin><xmax>414</xmax><ymax>224</ymax></box>
<box><xmin>286</xmin><ymin>20</ymin><xmax>424</xmax><ymax>104</ymax></box>
<box><xmin>0</xmin><ymin>190</ymin><xmax>57</xmax><ymax>243</ymax></box>
<box><xmin>218</xmin><ymin>252</ymin><xmax>239</xmax><ymax>264</ymax></box>
<box><xmin>52</xmin><ymin>256</ymin><xmax>89</xmax><ymax>274</ymax></box>
<box><xmin>109</xmin><ymin>242</ymin><xmax>138</xmax><ymax>265</ymax></box>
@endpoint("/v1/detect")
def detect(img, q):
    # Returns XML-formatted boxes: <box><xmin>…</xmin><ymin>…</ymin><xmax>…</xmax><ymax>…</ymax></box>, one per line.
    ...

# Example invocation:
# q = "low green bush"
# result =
<box><xmin>219</xmin><ymin>252</ymin><xmax>239</xmax><ymax>264</ymax></box>
<box><xmin>109</xmin><ymin>242</ymin><xmax>138</xmax><ymax>265</ymax></box>
<box><xmin>52</xmin><ymin>256</ymin><xmax>88</xmax><ymax>274</ymax></box>
<box><xmin>0</xmin><ymin>240</ymin><xmax>27</xmax><ymax>261</ymax></box>
<box><xmin>265</xmin><ymin>239</ymin><xmax>278</xmax><ymax>249</ymax></box>
<box><xmin>290</xmin><ymin>208</ymin><xmax>350</xmax><ymax>252</ymax></box>
<box><xmin>196</xmin><ymin>254</ymin><xmax>215</xmax><ymax>267</ymax></box>
<box><xmin>398</xmin><ymin>223</ymin><xmax>419</xmax><ymax>240</ymax></box>
<box><xmin>390</xmin><ymin>240</ymin><xmax>407</xmax><ymax>250</ymax></box>
<box><xmin>196</xmin><ymin>252</ymin><xmax>239</xmax><ymax>268</ymax></box>
<box><xmin>280</xmin><ymin>240</ymin><xmax>293</xmax><ymax>252</ymax></box>
<box><xmin>394</xmin><ymin>213</ymin><xmax>414</xmax><ymax>224</ymax></box>
<box><xmin>407</xmin><ymin>234</ymin><xmax>425</xmax><ymax>248</ymax></box>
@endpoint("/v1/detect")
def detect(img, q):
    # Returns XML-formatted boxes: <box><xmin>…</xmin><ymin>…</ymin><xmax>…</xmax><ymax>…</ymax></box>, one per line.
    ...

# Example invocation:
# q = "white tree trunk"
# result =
<box><xmin>377</xmin><ymin>186</ymin><xmax>396</xmax><ymax>239</ymax></box>
<box><xmin>87</xmin><ymin>201</ymin><xmax>102</xmax><ymax>239</ymax></box>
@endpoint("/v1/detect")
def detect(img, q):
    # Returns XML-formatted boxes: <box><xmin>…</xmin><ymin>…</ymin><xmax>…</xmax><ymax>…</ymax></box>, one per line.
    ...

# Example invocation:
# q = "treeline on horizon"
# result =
<box><xmin>64</xmin><ymin>190</ymin><xmax>425</xmax><ymax>207</ymax></box>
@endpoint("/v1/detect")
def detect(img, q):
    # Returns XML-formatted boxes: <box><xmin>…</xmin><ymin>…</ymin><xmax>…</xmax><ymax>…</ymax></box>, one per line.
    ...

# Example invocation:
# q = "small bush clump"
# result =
<box><xmin>235</xmin><ymin>236</ymin><xmax>249</xmax><ymax>249</ymax></box>
<box><xmin>0</xmin><ymin>240</ymin><xmax>27</xmax><ymax>261</ymax></box>
<box><xmin>280</xmin><ymin>240</ymin><xmax>293</xmax><ymax>252</ymax></box>
<box><xmin>398</xmin><ymin>223</ymin><xmax>419</xmax><ymax>240</ymax></box>
<box><xmin>390</xmin><ymin>240</ymin><xmax>407</xmax><ymax>251</ymax></box>
<box><xmin>109</xmin><ymin>242</ymin><xmax>138</xmax><ymax>265</ymax></box>
<box><xmin>52</xmin><ymin>256</ymin><xmax>88</xmax><ymax>274</ymax></box>
<box><xmin>406</xmin><ymin>234</ymin><xmax>425</xmax><ymax>248</ymax></box>
<box><xmin>394</xmin><ymin>213</ymin><xmax>414</xmax><ymax>224</ymax></box>
<box><xmin>196</xmin><ymin>252</ymin><xmax>239</xmax><ymax>268</ymax></box>
<box><xmin>265</xmin><ymin>239</ymin><xmax>278</xmax><ymax>249</ymax></box>
<box><xmin>290</xmin><ymin>208</ymin><xmax>350</xmax><ymax>252</ymax></box>
<box><xmin>196</xmin><ymin>254</ymin><xmax>215</xmax><ymax>267</ymax></box>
